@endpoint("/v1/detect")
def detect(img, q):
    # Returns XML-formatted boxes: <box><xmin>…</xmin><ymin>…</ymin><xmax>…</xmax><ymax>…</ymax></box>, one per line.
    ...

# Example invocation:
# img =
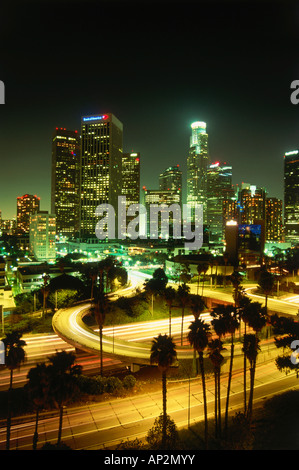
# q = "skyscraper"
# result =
<box><xmin>80</xmin><ymin>114</ymin><xmax>123</xmax><ymax>238</ymax></box>
<box><xmin>284</xmin><ymin>150</ymin><xmax>299</xmax><ymax>243</ymax></box>
<box><xmin>187</xmin><ymin>121</ymin><xmax>209</xmax><ymax>223</ymax></box>
<box><xmin>159</xmin><ymin>165</ymin><xmax>182</xmax><ymax>205</ymax></box>
<box><xmin>122</xmin><ymin>152</ymin><xmax>140</xmax><ymax>208</ymax></box>
<box><xmin>239</xmin><ymin>183</ymin><xmax>266</xmax><ymax>225</ymax></box>
<box><xmin>29</xmin><ymin>211</ymin><xmax>56</xmax><ymax>261</ymax></box>
<box><xmin>265</xmin><ymin>197</ymin><xmax>283</xmax><ymax>241</ymax></box>
<box><xmin>17</xmin><ymin>194</ymin><xmax>40</xmax><ymax>234</ymax></box>
<box><xmin>51</xmin><ymin>128</ymin><xmax>80</xmax><ymax>237</ymax></box>
<box><xmin>207</xmin><ymin>161</ymin><xmax>233</xmax><ymax>242</ymax></box>
<box><xmin>142</xmin><ymin>188</ymin><xmax>181</xmax><ymax>239</ymax></box>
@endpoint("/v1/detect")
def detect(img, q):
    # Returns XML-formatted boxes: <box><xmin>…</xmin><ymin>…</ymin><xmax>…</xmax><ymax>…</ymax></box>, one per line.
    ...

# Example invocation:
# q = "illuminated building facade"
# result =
<box><xmin>80</xmin><ymin>114</ymin><xmax>123</xmax><ymax>238</ymax></box>
<box><xmin>51</xmin><ymin>128</ymin><xmax>80</xmax><ymax>237</ymax></box>
<box><xmin>207</xmin><ymin>161</ymin><xmax>233</xmax><ymax>242</ymax></box>
<box><xmin>159</xmin><ymin>165</ymin><xmax>182</xmax><ymax>205</ymax></box>
<box><xmin>239</xmin><ymin>183</ymin><xmax>266</xmax><ymax>225</ymax></box>
<box><xmin>17</xmin><ymin>194</ymin><xmax>40</xmax><ymax>234</ymax></box>
<box><xmin>143</xmin><ymin>188</ymin><xmax>181</xmax><ymax>238</ymax></box>
<box><xmin>265</xmin><ymin>197</ymin><xmax>283</xmax><ymax>241</ymax></box>
<box><xmin>187</xmin><ymin>121</ymin><xmax>209</xmax><ymax>223</ymax></box>
<box><xmin>29</xmin><ymin>211</ymin><xmax>56</xmax><ymax>261</ymax></box>
<box><xmin>122</xmin><ymin>152</ymin><xmax>140</xmax><ymax>208</ymax></box>
<box><xmin>284</xmin><ymin>150</ymin><xmax>299</xmax><ymax>242</ymax></box>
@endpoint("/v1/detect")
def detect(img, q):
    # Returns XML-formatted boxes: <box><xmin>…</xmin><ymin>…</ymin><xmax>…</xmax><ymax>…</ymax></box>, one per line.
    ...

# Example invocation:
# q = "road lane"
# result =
<box><xmin>1</xmin><ymin>360</ymin><xmax>298</xmax><ymax>450</ymax></box>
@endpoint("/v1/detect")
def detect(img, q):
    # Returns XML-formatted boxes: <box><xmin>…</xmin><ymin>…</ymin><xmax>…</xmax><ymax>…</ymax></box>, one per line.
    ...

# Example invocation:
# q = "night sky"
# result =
<box><xmin>1</xmin><ymin>0</ymin><xmax>299</xmax><ymax>219</ymax></box>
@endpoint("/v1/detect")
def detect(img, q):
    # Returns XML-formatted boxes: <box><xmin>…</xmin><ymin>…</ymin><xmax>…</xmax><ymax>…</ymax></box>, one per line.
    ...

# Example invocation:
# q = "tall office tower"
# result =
<box><xmin>51</xmin><ymin>128</ymin><xmax>80</xmax><ymax>237</ymax></box>
<box><xmin>143</xmin><ymin>188</ymin><xmax>181</xmax><ymax>238</ymax></box>
<box><xmin>159</xmin><ymin>165</ymin><xmax>182</xmax><ymax>205</ymax></box>
<box><xmin>80</xmin><ymin>114</ymin><xmax>123</xmax><ymax>238</ymax></box>
<box><xmin>239</xmin><ymin>183</ymin><xmax>266</xmax><ymax>225</ymax></box>
<box><xmin>187</xmin><ymin>121</ymin><xmax>209</xmax><ymax>223</ymax></box>
<box><xmin>29</xmin><ymin>211</ymin><xmax>56</xmax><ymax>261</ymax></box>
<box><xmin>17</xmin><ymin>194</ymin><xmax>40</xmax><ymax>234</ymax></box>
<box><xmin>207</xmin><ymin>161</ymin><xmax>233</xmax><ymax>242</ymax></box>
<box><xmin>265</xmin><ymin>197</ymin><xmax>283</xmax><ymax>241</ymax></box>
<box><xmin>284</xmin><ymin>150</ymin><xmax>299</xmax><ymax>243</ymax></box>
<box><xmin>122</xmin><ymin>152</ymin><xmax>140</xmax><ymax>207</ymax></box>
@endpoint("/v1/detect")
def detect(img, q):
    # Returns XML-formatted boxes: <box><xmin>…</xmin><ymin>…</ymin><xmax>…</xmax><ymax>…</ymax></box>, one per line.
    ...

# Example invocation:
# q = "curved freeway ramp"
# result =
<box><xmin>52</xmin><ymin>302</ymin><xmax>194</xmax><ymax>365</ymax></box>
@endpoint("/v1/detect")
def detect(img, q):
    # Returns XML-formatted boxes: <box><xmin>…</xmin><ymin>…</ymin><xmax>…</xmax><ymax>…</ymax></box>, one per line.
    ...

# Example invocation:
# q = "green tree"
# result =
<box><xmin>150</xmin><ymin>334</ymin><xmax>177</xmax><ymax>448</ymax></box>
<box><xmin>258</xmin><ymin>267</ymin><xmax>275</xmax><ymax>314</ymax></box>
<box><xmin>2</xmin><ymin>331</ymin><xmax>26</xmax><ymax>450</ymax></box>
<box><xmin>27</xmin><ymin>362</ymin><xmax>50</xmax><ymax>450</ymax></box>
<box><xmin>208</xmin><ymin>338</ymin><xmax>225</xmax><ymax>438</ymax></box>
<box><xmin>242</xmin><ymin>334</ymin><xmax>260</xmax><ymax>423</ymax></box>
<box><xmin>188</xmin><ymin>318</ymin><xmax>211</xmax><ymax>449</ymax></box>
<box><xmin>146</xmin><ymin>414</ymin><xmax>178</xmax><ymax>450</ymax></box>
<box><xmin>177</xmin><ymin>283</ymin><xmax>190</xmax><ymax>346</ymax></box>
<box><xmin>240</xmin><ymin>298</ymin><xmax>267</xmax><ymax>412</ymax></box>
<box><xmin>210</xmin><ymin>304</ymin><xmax>239</xmax><ymax>434</ymax></box>
<box><xmin>144</xmin><ymin>268</ymin><xmax>168</xmax><ymax>316</ymax></box>
<box><xmin>94</xmin><ymin>289</ymin><xmax>110</xmax><ymax>376</ymax></box>
<box><xmin>47</xmin><ymin>351</ymin><xmax>82</xmax><ymax>445</ymax></box>
<box><xmin>189</xmin><ymin>295</ymin><xmax>206</xmax><ymax>320</ymax></box>
<box><xmin>164</xmin><ymin>286</ymin><xmax>176</xmax><ymax>336</ymax></box>
<box><xmin>230</xmin><ymin>270</ymin><xmax>243</xmax><ymax>308</ymax></box>
<box><xmin>201</xmin><ymin>263</ymin><xmax>209</xmax><ymax>296</ymax></box>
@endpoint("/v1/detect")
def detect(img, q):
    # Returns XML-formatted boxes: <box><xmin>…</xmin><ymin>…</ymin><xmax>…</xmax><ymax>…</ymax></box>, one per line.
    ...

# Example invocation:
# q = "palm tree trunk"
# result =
<box><xmin>199</xmin><ymin>352</ymin><xmax>208</xmax><ymax>449</ymax></box>
<box><xmin>214</xmin><ymin>369</ymin><xmax>218</xmax><ymax>437</ymax></box>
<box><xmin>57</xmin><ymin>405</ymin><xmax>64</xmax><ymax>445</ymax></box>
<box><xmin>181</xmin><ymin>307</ymin><xmax>185</xmax><ymax>346</ymax></box>
<box><xmin>6</xmin><ymin>370</ymin><xmax>13</xmax><ymax>450</ymax></box>
<box><xmin>162</xmin><ymin>369</ymin><xmax>167</xmax><ymax>448</ymax></box>
<box><xmin>217</xmin><ymin>367</ymin><xmax>221</xmax><ymax>438</ymax></box>
<box><xmin>100</xmin><ymin>324</ymin><xmax>103</xmax><ymax>376</ymax></box>
<box><xmin>225</xmin><ymin>335</ymin><xmax>234</xmax><ymax>434</ymax></box>
<box><xmin>244</xmin><ymin>323</ymin><xmax>247</xmax><ymax>413</ymax></box>
<box><xmin>33</xmin><ymin>408</ymin><xmax>39</xmax><ymax>450</ymax></box>
<box><xmin>247</xmin><ymin>356</ymin><xmax>257</xmax><ymax>424</ymax></box>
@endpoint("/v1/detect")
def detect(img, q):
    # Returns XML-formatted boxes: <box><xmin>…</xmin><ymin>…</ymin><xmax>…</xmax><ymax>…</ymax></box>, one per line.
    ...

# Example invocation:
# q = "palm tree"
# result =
<box><xmin>201</xmin><ymin>263</ymin><xmax>209</xmax><ymax>296</ymax></box>
<box><xmin>230</xmin><ymin>270</ymin><xmax>243</xmax><ymax>308</ymax></box>
<box><xmin>144</xmin><ymin>268</ymin><xmax>168</xmax><ymax>316</ymax></box>
<box><xmin>208</xmin><ymin>338</ymin><xmax>225</xmax><ymax>438</ymax></box>
<box><xmin>94</xmin><ymin>288</ymin><xmax>110</xmax><ymax>376</ymax></box>
<box><xmin>164</xmin><ymin>286</ymin><xmax>176</xmax><ymax>336</ymax></box>
<box><xmin>196</xmin><ymin>264</ymin><xmax>203</xmax><ymax>295</ymax></box>
<box><xmin>188</xmin><ymin>318</ymin><xmax>211</xmax><ymax>449</ymax></box>
<box><xmin>177</xmin><ymin>283</ymin><xmax>190</xmax><ymax>345</ymax></box>
<box><xmin>2</xmin><ymin>331</ymin><xmax>26</xmax><ymax>450</ymax></box>
<box><xmin>242</xmin><ymin>334</ymin><xmax>260</xmax><ymax>423</ymax></box>
<box><xmin>47</xmin><ymin>351</ymin><xmax>82</xmax><ymax>446</ymax></box>
<box><xmin>189</xmin><ymin>295</ymin><xmax>206</xmax><ymax>320</ymax></box>
<box><xmin>258</xmin><ymin>267</ymin><xmax>275</xmax><ymax>314</ymax></box>
<box><xmin>210</xmin><ymin>304</ymin><xmax>239</xmax><ymax>433</ymax></box>
<box><xmin>150</xmin><ymin>334</ymin><xmax>177</xmax><ymax>448</ymax></box>
<box><xmin>27</xmin><ymin>362</ymin><xmax>50</xmax><ymax>450</ymax></box>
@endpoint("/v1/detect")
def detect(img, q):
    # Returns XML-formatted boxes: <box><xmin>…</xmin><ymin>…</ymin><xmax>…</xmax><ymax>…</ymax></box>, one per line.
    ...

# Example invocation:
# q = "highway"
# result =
<box><xmin>1</xmin><ymin>269</ymin><xmax>299</xmax><ymax>449</ymax></box>
<box><xmin>52</xmin><ymin>270</ymin><xmax>299</xmax><ymax>367</ymax></box>
<box><xmin>1</xmin><ymin>359</ymin><xmax>298</xmax><ymax>450</ymax></box>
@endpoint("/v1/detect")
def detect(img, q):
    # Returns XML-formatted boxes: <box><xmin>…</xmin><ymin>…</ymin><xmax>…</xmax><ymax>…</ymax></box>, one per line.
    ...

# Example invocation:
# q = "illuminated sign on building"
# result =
<box><xmin>82</xmin><ymin>115</ymin><xmax>108</xmax><ymax>122</ymax></box>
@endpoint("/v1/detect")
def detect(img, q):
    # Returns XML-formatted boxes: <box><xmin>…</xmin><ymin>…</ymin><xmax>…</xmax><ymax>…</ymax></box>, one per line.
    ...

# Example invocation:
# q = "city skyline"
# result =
<box><xmin>1</xmin><ymin>1</ymin><xmax>299</xmax><ymax>219</ymax></box>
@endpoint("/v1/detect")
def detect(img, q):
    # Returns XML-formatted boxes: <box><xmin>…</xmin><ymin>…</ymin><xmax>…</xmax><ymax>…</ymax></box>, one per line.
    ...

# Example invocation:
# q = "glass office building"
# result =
<box><xmin>187</xmin><ymin>121</ymin><xmax>209</xmax><ymax>223</ymax></box>
<box><xmin>80</xmin><ymin>114</ymin><xmax>123</xmax><ymax>238</ymax></box>
<box><xmin>284</xmin><ymin>150</ymin><xmax>299</xmax><ymax>243</ymax></box>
